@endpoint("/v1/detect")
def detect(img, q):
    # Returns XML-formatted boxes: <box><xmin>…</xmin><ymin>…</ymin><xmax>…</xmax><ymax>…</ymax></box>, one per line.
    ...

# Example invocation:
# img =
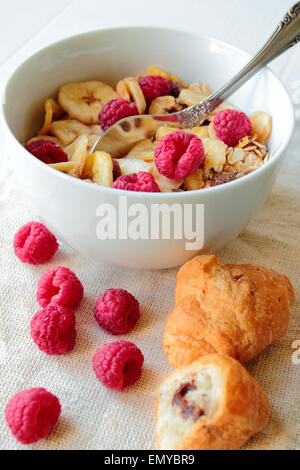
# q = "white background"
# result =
<box><xmin>0</xmin><ymin>0</ymin><xmax>299</xmax><ymax>88</ymax></box>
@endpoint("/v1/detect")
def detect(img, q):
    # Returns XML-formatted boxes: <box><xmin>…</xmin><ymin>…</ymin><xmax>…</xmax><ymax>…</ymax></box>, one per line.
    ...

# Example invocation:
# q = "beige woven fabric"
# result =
<box><xmin>0</xmin><ymin>119</ymin><xmax>299</xmax><ymax>450</ymax></box>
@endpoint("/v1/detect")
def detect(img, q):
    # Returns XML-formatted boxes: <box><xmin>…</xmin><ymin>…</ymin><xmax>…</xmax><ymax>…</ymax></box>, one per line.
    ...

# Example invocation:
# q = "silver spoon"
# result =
<box><xmin>93</xmin><ymin>2</ymin><xmax>300</xmax><ymax>158</ymax></box>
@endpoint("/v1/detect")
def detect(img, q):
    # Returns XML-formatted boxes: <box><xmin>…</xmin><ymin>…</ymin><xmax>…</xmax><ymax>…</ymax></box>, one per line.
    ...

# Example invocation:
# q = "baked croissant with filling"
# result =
<box><xmin>164</xmin><ymin>255</ymin><xmax>294</xmax><ymax>368</ymax></box>
<box><xmin>155</xmin><ymin>354</ymin><xmax>270</xmax><ymax>450</ymax></box>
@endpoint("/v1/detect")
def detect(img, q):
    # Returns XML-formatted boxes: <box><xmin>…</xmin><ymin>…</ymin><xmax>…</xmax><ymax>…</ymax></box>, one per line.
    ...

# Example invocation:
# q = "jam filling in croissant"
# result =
<box><xmin>172</xmin><ymin>382</ymin><xmax>204</xmax><ymax>421</ymax></box>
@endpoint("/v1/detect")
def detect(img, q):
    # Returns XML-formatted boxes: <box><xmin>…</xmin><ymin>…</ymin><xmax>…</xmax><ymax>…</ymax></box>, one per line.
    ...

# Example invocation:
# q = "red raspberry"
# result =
<box><xmin>37</xmin><ymin>266</ymin><xmax>84</xmax><ymax>309</ymax></box>
<box><xmin>31</xmin><ymin>305</ymin><xmax>76</xmax><ymax>355</ymax></box>
<box><xmin>112</xmin><ymin>171</ymin><xmax>160</xmax><ymax>192</ymax></box>
<box><xmin>5</xmin><ymin>388</ymin><xmax>61</xmax><ymax>444</ymax></box>
<box><xmin>99</xmin><ymin>98</ymin><xmax>139</xmax><ymax>132</ymax></box>
<box><xmin>213</xmin><ymin>109</ymin><xmax>252</xmax><ymax>147</ymax></box>
<box><xmin>94</xmin><ymin>289</ymin><xmax>140</xmax><ymax>335</ymax></box>
<box><xmin>154</xmin><ymin>130</ymin><xmax>205</xmax><ymax>180</ymax></box>
<box><xmin>93</xmin><ymin>340</ymin><xmax>144</xmax><ymax>391</ymax></box>
<box><xmin>27</xmin><ymin>140</ymin><xmax>68</xmax><ymax>164</ymax></box>
<box><xmin>139</xmin><ymin>76</ymin><xmax>171</xmax><ymax>106</ymax></box>
<box><xmin>14</xmin><ymin>222</ymin><xmax>58</xmax><ymax>265</ymax></box>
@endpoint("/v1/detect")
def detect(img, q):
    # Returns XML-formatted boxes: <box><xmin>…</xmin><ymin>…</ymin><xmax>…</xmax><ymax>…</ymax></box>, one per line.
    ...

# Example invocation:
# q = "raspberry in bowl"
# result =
<box><xmin>1</xmin><ymin>27</ymin><xmax>294</xmax><ymax>269</ymax></box>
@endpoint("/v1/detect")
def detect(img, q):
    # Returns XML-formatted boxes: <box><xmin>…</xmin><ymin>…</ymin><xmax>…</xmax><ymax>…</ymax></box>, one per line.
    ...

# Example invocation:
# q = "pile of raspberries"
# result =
<box><xmin>7</xmin><ymin>222</ymin><xmax>144</xmax><ymax>445</ymax></box>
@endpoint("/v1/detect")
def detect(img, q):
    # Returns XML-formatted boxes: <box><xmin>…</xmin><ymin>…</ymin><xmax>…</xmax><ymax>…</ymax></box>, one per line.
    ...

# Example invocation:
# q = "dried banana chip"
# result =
<box><xmin>249</xmin><ymin>112</ymin><xmax>272</xmax><ymax>143</ymax></box>
<box><xmin>49</xmin><ymin>119</ymin><xmax>102</xmax><ymax>147</ymax></box>
<box><xmin>147</xmin><ymin>66</ymin><xmax>188</xmax><ymax>88</ymax></box>
<box><xmin>116</xmin><ymin>78</ymin><xmax>146</xmax><ymax>114</ymax></box>
<box><xmin>155</xmin><ymin>126</ymin><xmax>208</xmax><ymax>141</ymax></box>
<box><xmin>65</xmin><ymin>135</ymin><xmax>88</xmax><ymax>177</ymax></box>
<box><xmin>148</xmin><ymin>96</ymin><xmax>179</xmax><ymax>115</ymax></box>
<box><xmin>184</xmin><ymin>169</ymin><xmax>205</xmax><ymax>191</ymax></box>
<box><xmin>49</xmin><ymin>161</ymin><xmax>76</xmax><ymax>172</ymax></box>
<box><xmin>188</xmin><ymin>126</ymin><xmax>209</xmax><ymax>139</ymax></box>
<box><xmin>39</xmin><ymin>99</ymin><xmax>64</xmax><ymax>135</ymax></box>
<box><xmin>58</xmin><ymin>81</ymin><xmax>118</xmax><ymax>124</ymax></box>
<box><xmin>125</xmin><ymin>139</ymin><xmax>156</xmax><ymax>162</ymax></box>
<box><xmin>116</xmin><ymin>158</ymin><xmax>153</xmax><ymax>176</ymax></box>
<box><xmin>189</xmin><ymin>83</ymin><xmax>212</xmax><ymax>97</ymax></box>
<box><xmin>83</xmin><ymin>151</ymin><xmax>113</xmax><ymax>186</ymax></box>
<box><xmin>155</xmin><ymin>126</ymin><xmax>179</xmax><ymax>141</ymax></box>
<box><xmin>177</xmin><ymin>88</ymin><xmax>206</xmax><ymax>107</ymax></box>
<box><xmin>97</xmin><ymin>115</ymin><xmax>159</xmax><ymax>158</ymax></box>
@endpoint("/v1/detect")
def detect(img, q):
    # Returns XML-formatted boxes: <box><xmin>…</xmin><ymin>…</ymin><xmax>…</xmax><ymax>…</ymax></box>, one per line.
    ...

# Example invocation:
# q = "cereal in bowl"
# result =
<box><xmin>26</xmin><ymin>67</ymin><xmax>271</xmax><ymax>192</ymax></box>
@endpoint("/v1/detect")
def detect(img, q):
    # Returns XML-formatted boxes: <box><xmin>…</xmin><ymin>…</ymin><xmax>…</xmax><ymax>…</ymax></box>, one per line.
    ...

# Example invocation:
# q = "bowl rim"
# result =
<box><xmin>0</xmin><ymin>25</ymin><xmax>295</xmax><ymax>199</ymax></box>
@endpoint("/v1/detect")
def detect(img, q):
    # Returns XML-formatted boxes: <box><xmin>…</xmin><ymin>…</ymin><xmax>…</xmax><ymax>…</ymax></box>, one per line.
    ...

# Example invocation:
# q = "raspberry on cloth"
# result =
<box><xmin>14</xmin><ymin>221</ymin><xmax>58</xmax><ymax>265</ymax></box>
<box><xmin>5</xmin><ymin>388</ymin><xmax>61</xmax><ymax>445</ymax></box>
<box><xmin>31</xmin><ymin>305</ymin><xmax>76</xmax><ymax>355</ymax></box>
<box><xmin>37</xmin><ymin>266</ymin><xmax>84</xmax><ymax>309</ymax></box>
<box><xmin>94</xmin><ymin>288</ymin><xmax>140</xmax><ymax>335</ymax></box>
<box><xmin>93</xmin><ymin>340</ymin><xmax>144</xmax><ymax>391</ymax></box>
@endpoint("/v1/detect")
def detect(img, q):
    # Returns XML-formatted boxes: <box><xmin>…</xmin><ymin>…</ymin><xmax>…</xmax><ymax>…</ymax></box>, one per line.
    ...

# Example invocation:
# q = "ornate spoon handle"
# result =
<box><xmin>179</xmin><ymin>2</ymin><xmax>300</xmax><ymax>127</ymax></box>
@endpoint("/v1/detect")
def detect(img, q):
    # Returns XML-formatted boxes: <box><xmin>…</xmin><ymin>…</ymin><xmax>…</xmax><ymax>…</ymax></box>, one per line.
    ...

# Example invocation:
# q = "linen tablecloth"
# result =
<box><xmin>0</xmin><ymin>0</ymin><xmax>299</xmax><ymax>451</ymax></box>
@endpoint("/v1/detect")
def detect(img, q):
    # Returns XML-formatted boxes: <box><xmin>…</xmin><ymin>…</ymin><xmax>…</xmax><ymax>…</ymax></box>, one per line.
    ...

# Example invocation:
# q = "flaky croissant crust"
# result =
<box><xmin>164</xmin><ymin>255</ymin><xmax>294</xmax><ymax>368</ymax></box>
<box><xmin>155</xmin><ymin>354</ymin><xmax>270</xmax><ymax>450</ymax></box>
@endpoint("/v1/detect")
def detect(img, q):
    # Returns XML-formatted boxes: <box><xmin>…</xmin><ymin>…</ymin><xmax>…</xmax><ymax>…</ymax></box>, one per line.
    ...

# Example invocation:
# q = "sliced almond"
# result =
<box><xmin>227</xmin><ymin>147</ymin><xmax>245</xmax><ymax>164</ymax></box>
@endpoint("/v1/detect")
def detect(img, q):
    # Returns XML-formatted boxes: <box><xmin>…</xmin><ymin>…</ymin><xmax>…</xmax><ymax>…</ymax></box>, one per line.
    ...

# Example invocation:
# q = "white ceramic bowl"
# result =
<box><xmin>1</xmin><ymin>27</ymin><xmax>295</xmax><ymax>269</ymax></box>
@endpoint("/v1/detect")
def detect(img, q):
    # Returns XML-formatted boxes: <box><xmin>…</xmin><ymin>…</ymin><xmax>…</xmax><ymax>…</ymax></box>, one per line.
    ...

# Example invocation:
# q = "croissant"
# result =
<box><xmin>155</xmin><ymin>354</ymin><xmax>270</xmax><ymax>450</ymax></box>
<box><xmin>164</xmin><ymin>255</ymin><xmax>294</xmax><ymax>368</ymax></box>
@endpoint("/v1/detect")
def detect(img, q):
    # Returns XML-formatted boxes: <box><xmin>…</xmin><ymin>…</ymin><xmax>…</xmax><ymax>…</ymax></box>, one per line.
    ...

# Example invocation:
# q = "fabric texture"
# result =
<box><xmin>0</xmin><ymin>118</ymin><xmax>299</xmax><ymax>450</ymax></box>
